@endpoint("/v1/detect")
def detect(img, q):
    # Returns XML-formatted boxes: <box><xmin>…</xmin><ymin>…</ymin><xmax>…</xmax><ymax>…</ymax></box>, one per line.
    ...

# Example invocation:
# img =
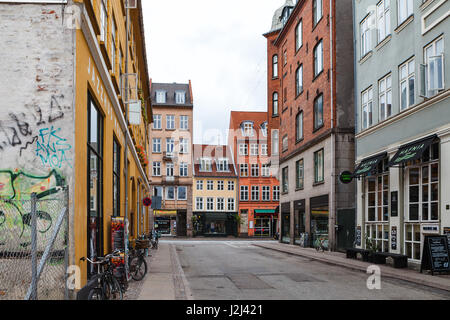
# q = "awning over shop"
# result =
<box><xmin>353</xmin><ymin>152</ymin><xmax>387</xmax><ymax>177</ymax></box>
<box><xmin>254</xmin><ymin>209</ymin><xmax>277</xmax><ymax>214</ymax></box>
<box><xmin>388</xmin><ymin>135</ymin><xmax>437</xmax><ymax>168</ymax></box>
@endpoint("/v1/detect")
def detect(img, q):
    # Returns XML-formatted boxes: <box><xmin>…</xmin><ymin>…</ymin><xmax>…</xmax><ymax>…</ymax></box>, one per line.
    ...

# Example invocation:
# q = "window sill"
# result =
<box><xmin>295</xmin><ymin>138</ymin><xmax>304</xmax><ymax>145</ymax></box>
<box><xmin>295</xmin><ymin>90</ymin><xmax>304</xmax><ymax>100</ymax></box>
<box><xmin>295</xmin><ymin>187</ymin><xmax>304</xmax><ymax>192</ymax></box>
<box><xmin>313</xmin><ymin>181</ymin><xmax>325</xmax><ymax>187</ymax></box>
<box><xmin>272</xmin><ymin>77</ymin><xmax>279</xmax><ymax>81</ymax></box>
<box><xmin>359</xmin><ymin>51</ymin><xmax>373</xmax><ymax>64</ymax></box>
<box><xmin>166</xmin><ymin>128</ymin><xmax>176</xmax><ymax>131</ymax></box>
<box><xmin>312</xmin><ymin>70</ymin><xmax>324</xmax><ymax>82</ymax></box>
<box><xmin>272</xmin><ymin>114</ymin><xmax>279</xmax><ymax>118</ymax></box>
<box><xmin>395</xmin><ymin>15</ymin><xmax>414</xmax><ymax>34</ymax></box>
<box><xmin>152</xmin><ymin>128</ymin><xmax>163</xmax><ymax>131</ymax></box>
<box><xmin>420</xmin><ymin>0</ymin><xmax>434</xmax><ymax>10</ymax></box>
<box><xmin>312</xmin><ymin>124</ymin><xmax>324</xmax><ymax>134</ymax></box>
<box><xmin>282</xmin><ymin>107</ymin><xmax>288</xmax><ymax>114</ymax></box>
<box><xmin>375</xmin><ymin>35</ymin><xmax>392</xmax><ymax>51</ymax></box>
<box><xmin>312</xmin><ymin>17</ymin><xmax>323</xmax><ymax>33</ymax></box>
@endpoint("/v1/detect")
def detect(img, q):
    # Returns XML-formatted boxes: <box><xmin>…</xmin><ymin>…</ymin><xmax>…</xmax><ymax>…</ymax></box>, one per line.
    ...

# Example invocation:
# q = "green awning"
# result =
<box><xmin>388</xmin><ymin>135</ymin><xmax>437</xmax><ymax>167</ymax></box>
<box><xmin>254</xmin><ymin>209</ymin><xmax>277</xmax><ymax>214</ymax></box>
<box><xmin>353</xmin><ymin>152</ymin><xmax>387</xmax><ymax>177</ymax></box>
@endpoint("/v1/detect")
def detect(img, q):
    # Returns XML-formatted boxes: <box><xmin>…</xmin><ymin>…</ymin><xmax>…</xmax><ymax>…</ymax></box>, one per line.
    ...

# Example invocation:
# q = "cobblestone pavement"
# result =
<box><xmin>123</xmin><ymin>254</ymin><xmax>153</xmax><ymax>300</ymax></box>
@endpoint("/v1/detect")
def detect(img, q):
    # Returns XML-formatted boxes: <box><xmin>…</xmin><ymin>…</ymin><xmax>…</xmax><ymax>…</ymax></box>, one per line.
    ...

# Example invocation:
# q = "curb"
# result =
<box><xmin>253</xmin><ymin>243</ymin><xmax>450</xmax><ymax>293</ymax></box>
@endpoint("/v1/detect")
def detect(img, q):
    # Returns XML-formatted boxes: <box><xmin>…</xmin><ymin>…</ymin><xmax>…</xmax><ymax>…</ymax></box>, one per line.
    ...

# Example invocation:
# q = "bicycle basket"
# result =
<box><xmin>135</xmin><ymin>239</ymin><xmax>150</xmax><ymax>249</ymax></box>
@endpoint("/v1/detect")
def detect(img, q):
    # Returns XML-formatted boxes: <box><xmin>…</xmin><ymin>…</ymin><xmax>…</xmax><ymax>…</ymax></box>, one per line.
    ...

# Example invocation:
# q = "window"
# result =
<box><xmin>282</xmin><ymin>167</ymin><xmax>289</xmax><ymax>193</ymax></box>
<box><xmin>175</xmin><ymin>91</ymin><xmax>186</xmax><ymax>104</ymax></box>
<box><xmin>399</xmin><ymin>58</ymin><xmax>415</xmax><ymax>111</ymax></box>
<box><xmin>196</xmin><ymin>180</ymin><xmax>204</xmax><ymax>191</ymax></box>
<box><xmin>179</xmin><ymin>138</ymin><xmax>189</xmax><ymax>154</ymax></box>
<box><xmin>207</xmin><ymin>180</ymin><xmax>214</xmax><ymax>191</ymax></box>
<box><xmin>405</xmin><ymin>223</ymin><xmax>421</xmax><ymax>260</ymax></box>
<box><xmin>156</xmin><ymin>91</ymin><xmax>166</xmax><ymax>103</ymax></box>
<box><xmin>366</xmin><ymin>224</ymin><xmax>390</xmax><ymax>253</ymax></box>
<box><xmin>262</xmin><ymin>186</ymin><xmax>271</xmax><ymax>201</ymax></box>
<box><xmin>239</xmin><ymin>144</ymin><xmax>248</xmax><ymax>156</ymax></box>
<box><xmin>360</xmin><ymin>15</ymin><xmax>372</xmax><ymax>57</ymax></box>
<box><xmin>100</xmin><ymin>0</ymin><xmax>107</xmax><ymax>42</ymax></box>
<box><xmin>366</xmin><ymin>162</ymin><xmax>390</xmax><ymax>224</ymax></box>
<box><xmin>272</xmin><ymin>130</ymin><xmax>279</xmax><ymax>155</ymax></box>
<box><xmin>251</xmin><ymin>164</ymin><xmax>259</xmax><ymax>177</ymax></box>
<box><xmin>314</xmin><ymin>40</ymin><xmax>323</xmax><ymax>77</ymax></box>
<box><xmin>261</xmin><ymin>144</ymin><xmax>268</xmax><ymax>156</ymax></box>
<box><xmin>217</xmin><ymin>198</ymin><xmax>224</xmax><ymax>211</ymax></box>
<box><xmin>217</xmin><ymin>159</ymin><xmax>229</xmax><ymax>172</ymax></box>
<box><xmin>207</xmin><ymin>198</ymin><xmax>214</xmax><ymax>211</ymax></box>
<box><xmin>261</xmin><ymin>164</ymin><xmax>270</xmax><ymax>177</ymax></box>
<box><xmin>196</xmin><ymin>197</ymin><xmax>204</xmax><ymax>210</ymax></box>
<box><xmin>295</xmin><ymin>20</ymin><xmax>303</xmax><ymax>51</ymax></box>
<box><xmin>272</xmin><ymin>55</ymin><xmax>278</xmax><ymax>78</ymax></box>
<box><xmin>154</xmin><ymin>186</ymin><xmax>163</xmax><ymax>198</ymax></box>
<box><xmin>296</xmin><ymin>111</ymin><xmax>303</xmax><ymax>141</ymax></box>
<box><xmin>379</xmin><ymin>74</ymin><xmax>392</xmax><ymax>121</ymax></box>
<box><xmin>166</xmin><ymin>186</ymin><xmax>175</xmax><ymax>200</ymax></box>
<box><xmin>273</xmin><ymin>186</ymin><xmax>280</xmax><ymax>201</ymax></box>
<box><xmin>250</xmin><ymin>144</ymin><xmax>259</xmax><ymax>156</ymax></box>
<box><xmin>242</xmin><ymin>122</ymin><xmax>254</xmax><ymax>136</ymax></box>
<box><xmin>296</xmin><ymin>65</ymin><xmax>303</xmax><ymax>96</ymax></box>
<box><xmin>240</xmin><ymin>186</ymin><xmax>249</xmax><ymax>201</ymax></box>
<box><xmin>240</xmin><ymin>164</ymin><xmax>248</xmax><ymax>177</ymax></box>
<box><xmin>227</xmin><ymin>198</ymin><xmax>235</xmax><ymax>211</ymax></box>
<box><xmin>153</xmin><ymin>115</ymin><xmax>162</xmax><ymax>129</ymax></box>
<box><xmin>361</xmin><ymin>87</ymin><xmax>373</xmax><ymax>130</ymax></box>
<box><xmin>178</xmin><ymin>186</ymin><xmax>187</xmax><ymax>200</ymax></box>
<box><xmin>152</xmin><ymin>162</ymin><xmax>161</xmax><ymax>176</ymax></box>
<box><xmin>179</xmin><ymin>162</ymin><xmax>188</xmax><ymax>177</ymax></box>
<box><xmin>296</xmin><ymin>159</ymin><xmax>304</xmax><ymax>189</ymax></box>
<box><xmin>217</xmin><ymin>181</ymin><xmax>224</xmax><ymax>191</ymax></box>
<box><xmin>180</xmin><ymin>115</ymin><xmax>189</xmax><ymax>130</ymax></box>
<box><xmin>313</xmin><ymin>0</ymin><xmax>322</xmax><ymax>26</ymax></box>
<box><xmin>423</xmin><ymin>37</ymin><xmax>445</xmax><ymax>98</ymax></box>
<box><xmin>314</xmin><ymin>149</ymin><xmax>324</xmax><ymax>183</ymax></box>
<box><xmin>377</xmin><ymin>0</ymin><xmax>390</xmax><ymax>43</ymax></box>
<box><xmin>251</xmin><ymin>186</ymin><xmax>260</xmax><ymax>201</ymax></box>
<box><xmin>228</xmin><ymin>181</ymin><xmax>235</xmax><ymax>191</ymax></box>
<box><xmin>166</xmin><ymin>138</ymin><xmax>174</xmax><ymax>153</ymax></box>
<box><xmin>398</xmin><ymin>0</ymin><xmax>413</xmax><ymax>25</ymax></box>
<box><xmin>113</xmin><ymin>137</ymin><xmax>120</xmax><ymax>217</ymax></box>
<box><xmin>166</xmin><ymin>115</ymin><xmax>175</xmax><ymax>130</ymax></box>
<box><xmin>200</xmin><ymin>158</ymin><xmax>212</xmax><ymax>172</ymax></box>
<box><xmin>314</xmin><ymin>94</ymin><xmax>324</xmax><ymax>130</ymax></box>
<box><xmin>273</xmin><ymin>92</ymin><xmax>279</xmax><ymax>115</ymax></box>
<box><xmin>166</xmin><ymin>163</ymin><xmax>174</xmax><ymax>177</ymax></box>
<box><xmin>283</xmin><ymin>50</ymin><xmax>287</xmax><ymax>66</ymax></box>
<box><xmin>282</xmin><ymin>135</ymin><xmax>288</xmax><ymax>152</ymax></box>
<box><xmin>152</xmin><ymin>138</ymin><xmax>161</xmax><ymax>153</ymax></box>
<box><xmin>111</xmin><ymin>18</ymin><xmax>116</xmax><ymax>74</ymax></box>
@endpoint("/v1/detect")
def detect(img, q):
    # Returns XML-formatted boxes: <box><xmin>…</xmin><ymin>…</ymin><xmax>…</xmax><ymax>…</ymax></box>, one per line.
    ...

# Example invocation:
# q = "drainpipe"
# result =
<box><xmin>329</xmin><ymin>0</ymin><xmax>336</xmax><ymax>251</ymax></box>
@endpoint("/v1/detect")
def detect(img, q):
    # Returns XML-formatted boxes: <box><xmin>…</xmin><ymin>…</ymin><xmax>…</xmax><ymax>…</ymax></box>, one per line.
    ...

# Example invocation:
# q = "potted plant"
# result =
<box><xmin>365</xmin><ymin>236</ymin><xmax>382</xmax><ymax>263</ymax></box>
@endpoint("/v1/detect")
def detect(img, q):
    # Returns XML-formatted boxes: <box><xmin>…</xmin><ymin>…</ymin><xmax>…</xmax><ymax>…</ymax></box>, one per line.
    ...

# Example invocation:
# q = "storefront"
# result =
<box><xmin>199</xmin><ymin>212</ymin><xmax>236</xmax><ymax>237</ymax></box>
<box><xmin>154</xmin><ymin>210</ymin><xmax>177</xmax><ymax>236</ymax></box>
<box><xmin>281</xmin><ymin>202</ymin><xmax>291</xmax><ymax>244</ymax></box>
<box><xmin>310</xmin><ymin>195</ymin><xmax>329</xmax><ymax>247</ymax></box>
<box><xmin>254</xmin><ymin>209</ymin><xmax>278</xmax><ymax>238</ymax></box>
<box><xmin>294</xmin><ymin>200</ymin><xmax>306</xmax><ymax>246</ymax></box>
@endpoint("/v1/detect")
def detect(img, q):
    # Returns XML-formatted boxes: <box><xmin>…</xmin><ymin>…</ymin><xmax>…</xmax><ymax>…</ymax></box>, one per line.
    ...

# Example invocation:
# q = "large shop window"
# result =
<box><xmin>366</xmin><ymin>224</ymin><xmax>389</xmax><ymax>253</ymax></box>
<box><xmin>87</xmin><ymin>94</ymin><xmax>104</xmax><ymax>277</ymax></box>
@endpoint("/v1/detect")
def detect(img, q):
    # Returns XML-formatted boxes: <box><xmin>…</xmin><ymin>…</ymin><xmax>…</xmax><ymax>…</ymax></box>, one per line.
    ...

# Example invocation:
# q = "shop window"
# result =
<box><xmin>404</xmin><ymin>223</ymin><xmax>421</xmax><ymax>261</ymax></box>
<box><xmin>366</xmin><ymin>224</ymin><xmax>389</xmax><ymax>253</ymax></box>
<box><xmin>366</xmin><ymin>174</ymin><xmax>389</xmax><ymax>222</ymax></box>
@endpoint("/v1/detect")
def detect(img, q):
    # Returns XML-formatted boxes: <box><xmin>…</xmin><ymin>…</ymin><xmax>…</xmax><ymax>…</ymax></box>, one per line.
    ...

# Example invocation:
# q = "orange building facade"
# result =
<box><xmin>228</xmin><ymin>111</ymin><xmax>280</xmax><ymax>238</ymax></box>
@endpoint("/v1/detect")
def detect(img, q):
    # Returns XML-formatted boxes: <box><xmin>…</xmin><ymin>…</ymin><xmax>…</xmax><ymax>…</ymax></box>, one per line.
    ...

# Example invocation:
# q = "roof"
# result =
<box><xmin>150</xmin><ymin>82</ymin><xmax>193</xmax><ymax>107</ymax></box>
<box><xmin>268</xmin><ymin>0</ymin><xmax>295</xmax><ymax>33</ymax></box>
<box><xmin>228</xmin><ymin>111</ymin><xmax>269</xmax><ymax>141</ymax></box>
<box><xmin>193</xmin><ymin>144</ymin><xmax>237</xmax><ymax>177</ymax></box>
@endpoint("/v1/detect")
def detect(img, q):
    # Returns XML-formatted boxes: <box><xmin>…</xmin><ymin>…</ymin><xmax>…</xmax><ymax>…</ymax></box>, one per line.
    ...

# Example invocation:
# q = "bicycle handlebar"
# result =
<box><xmin>80</xmin><ymin>250</ymin><xmax>122</xmax><ymax>264</ymax></box>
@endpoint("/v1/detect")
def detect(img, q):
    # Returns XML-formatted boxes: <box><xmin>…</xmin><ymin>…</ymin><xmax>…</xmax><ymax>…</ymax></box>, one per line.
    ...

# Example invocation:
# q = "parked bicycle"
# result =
<box><xmin>78</xmin><ymin>250</ymin><xmax>123</xmax><ymax>300</ymax></box>
<box><xmin>314</xmin><ymin>237</ymin><xmax>329</xmax><ymax>252</ymax></box>
<box><xmin>151</xmin><ymin>230</ymin><xmax>159</xmax><ymax>250</ymax></box>
<box><xmin>128</xmin><ymin>238</ymin><xmax>149</xmax><ymax>281</ymax></box>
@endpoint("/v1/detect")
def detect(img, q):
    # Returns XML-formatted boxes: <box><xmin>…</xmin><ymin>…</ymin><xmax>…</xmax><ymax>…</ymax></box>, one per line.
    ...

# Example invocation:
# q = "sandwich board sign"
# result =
<box><xmin>420</xmin><ymin>235</ymin><xmax>450</xmax><ymax>276</ymax></box>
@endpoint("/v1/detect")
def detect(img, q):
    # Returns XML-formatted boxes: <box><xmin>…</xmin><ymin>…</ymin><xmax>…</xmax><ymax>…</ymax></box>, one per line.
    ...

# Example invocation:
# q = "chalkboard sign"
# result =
<box><xmin>391</xmin><ymin>191</ymin><xmax>398</xmax><ymax>217</ymax></box>
<box><xmin>355</xmin><ymin>226</ymin><xmax>361</xmax><ymax>247</ymax></box>
<box><xmin>420</xmin><ymin>235</ymin><xmax>450</xmax><ymax>275</ymax></box>
<box><xmin>444</xmin><ymin>228</ymin><xmax>450</xmax><ymax>248</ymax></box>
<box><xmin>391</xmin><ymin>226</ymin><xmax>397</xmax><ymax>251</ymax></box>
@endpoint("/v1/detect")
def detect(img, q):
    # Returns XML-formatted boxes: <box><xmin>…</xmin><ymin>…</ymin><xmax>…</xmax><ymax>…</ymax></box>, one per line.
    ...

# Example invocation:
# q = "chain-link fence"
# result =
<box><xmin>0</xmin><ymin>188</ymin><xmax>69</xmax><ymax>300</ymax></box>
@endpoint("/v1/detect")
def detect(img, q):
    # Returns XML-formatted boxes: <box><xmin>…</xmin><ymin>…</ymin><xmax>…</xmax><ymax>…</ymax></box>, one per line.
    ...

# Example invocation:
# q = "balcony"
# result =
<box><xmin>164</xmin><ymin>176</ymin><xmax>180</xmax><ymax>185</ymax></box>
<box><xmin>163</xmin><ymin>152</ymin><xmax>178</xmax><ymax>162</ymax></box>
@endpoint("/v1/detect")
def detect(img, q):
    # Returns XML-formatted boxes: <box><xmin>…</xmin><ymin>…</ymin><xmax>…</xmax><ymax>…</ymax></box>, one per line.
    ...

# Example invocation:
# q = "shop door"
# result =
<box><xmin>281</xmin><ymin>213</ymin><xmax>290</xmax><ymax>243</ymax></box>
<box><xmin>337</xmin><ymin>209</ymin><xmax>356</xmax><ymax>252</ymax></box>
<box><xmin>177</xmin><ymin>211</ymin><xmax>187</xmax><ymax>237</ymax></box>
<box><xmin>255</xmin><ymin>217</ymin><xmax>270</xmax><ymax>237</ymax></box>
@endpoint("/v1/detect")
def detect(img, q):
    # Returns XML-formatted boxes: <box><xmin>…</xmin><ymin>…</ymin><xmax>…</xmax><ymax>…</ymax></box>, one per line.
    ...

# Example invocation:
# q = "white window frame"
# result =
<box><xmin>227</xmin><ymin>198</ymin><xmax>235</xmax><ymax>211</ymax></box>
<box><xmin>196</xmin><ymin>180</ymin><xmax>203</xmax><ymax>191</ymax></box>
<box><xmin>422</xmin><ymin>37</ymin><xmax>445</xmax><ymax>98</ymax></box>
<box><xmin>166</xmin><ymin>163</ymin><xmax>174</xmax><ymax>177</ymax></box>
<box><xmin>217</xmin><ymin>198</ymin><xmax>225</xmax><ymax>211</ymax></box>
<box><xmin>379</xmin><ymin>74</ymin><xmax>392</xmax><ymax>121</ymax></box>
<box><xmin>207</xmin><ymin>198</ymin><xmax>214</xmax><ymax>211</ymax></box>
<box><xmin>273</xmin><ymin>55</ymin><xmax>278</xmax><ymax>78</ymax></box>
<box><xmin>262</xmin><ymin>186</ymin><xmax>271</xmax><ymax>201</ymax></box>
<box><xmin>240</xmin><ymin>186</ymin><xmax>249</xmax><ymax>201</ymax></box>
<box><xmin>217</xmin><ymin>181</ymin><xmax>224</xmax><ymax>191</ymax></box>
<box><xmin>251</xmin><ymin>186</ymin><xmax>260</xmax><ymax>201</ymax></box>
<box><xmin>228</xmin><ymin>181</ymin><xmax>235</xmax><ymax>191</ymax></box>
<box><xmin>296</xmin><ymin>65</ymin><xmax>303</xmax><ymax>96</ymax></box>
<box><xmin>111</xmin><ymin>17</ymin><xmax>116</xmax><ymax>74</ymax></box>
<box><xmin>180</xmin><ymin>115</ymin><xmax>189</xmax><ymax>130</ymax></box>
<box><xmin>261</xmin><ymin>144</ymin><xmax>268</xmax><ymax>156</ymax></box>
<box><xmin>166</xmin><ymin>115</ymin><xmax>175</xmax><ymax>130</ymax></box>
<box><xmin>250</xmin><ymin>144</ymin><xmax>259</xmax><ymax>156</ymax></box>
<box><xmin>313</xmin><ymin>0</ymin><xmax>323</xmax><ymax>26</ymax></box>
<box><xmin>100</xmin><ymin>0</ymin><xmax>107</xmax><ymax>42</ymax></box>
<box><xmin>296</xmin><ymin>20</ymin><xmax>303</xmax><ymax>51</ymax></box>
<box><xmin>261</xmin><ymin>164</ymin><xmax>270</xmax><ymax>177</ymax></box>
<box><xmin>156</xmin><ymin>90</ymin><xmax>166</xmax><ymax>104</ymax></box>
<box><xmin>240</xmin><ymin>164</ymin><xmax>248</xmax><ymax>177</ymax></box>
<box><xmin>179</xmin><ymin>138</ymin><xmax>189</xmax><ymax>154</ymax></box>
<box><xmin>251</xmin><ymin>164</ymin><xmax>259</xmax><ymax>177</ymax></box>
<box><xmin>153</xmin><ymin>114</ymin><xmax>162</xmax><ymax>129</ymax></box>
<box><xmin>166</xmin><ymin>186</ymin><xmax>175</xmax><ymax>200</ymax></box>
<box><xmin>152</xmin><ymin>138</ymin><xmax>161</xmax><ymax>153</ymax></box>
<box><xmin>175</xmin><ymin>91</ymin><xmax>186</xmax><ymax>104</ymax></box>
<box><xmin>242</xmin><ymin>122</ymin><xmax>254</xmax><ymax>137</ymax></box>
<box><xmin>217</xmin><ymin>158</ymin><xmax>229</xmax><ymax>172</ymax></box>
<box><xmin>196</xmin><ymin>197</ymin><xmax>204</xmax><ymax>211</ymax></box>
<box><xmin>207</xmin><ymin>180</ymin><xmax>214</xmax><ymax>191</ymax></box>
<box><xmin>152</xmin><ymin>162</ymin><xmax>161</xmax><ymax>177</ymax></box>
<box><xmin>200</xmin><ymin>158</ymin><xmax>212</xmax><ymax>172</ymax></box>
<box><xmin>397</xmin><ymin>0</ymin><xmax>413</xmax><ymax>25</ymax></box>
<box><xmin>377</xmin><ymin>0</ymin><xmax>391</xmax><ymax>43</ymax></box>
<box><xmin>361</xmin><ymin>87</ymin><xmax>374</xmax><ymax>130</ymax></box>
<box><xmin>314</xmin><ymin>40</ymin><xmax>323</xmax><ymax>76</ymax></box>
<box><xmin>166</xmin><ymin>138</ymin><xmax>175</xmax><ymax>153</ymax></box>
<box><xmin>273</xmin><ymin>186</ymin><xmax>280</xmax><ymax>201</ymax></box>
<box><xmin>399</xmin><ymin>58</ymin><xmax>415</xmax><ymax>111</ymax></box>
<box><xmin>239</xmin><ymin>144</ymin><xmax>248</xmax><ymax>156</ymax></box>
<box><xmin>177</xmin><ymin>186</ymin><xmax>187</xmax><ymax>200</ymax></box>
<box><xmin>179</xmin><ymin>162</ymin><xmax>188</xmax><ymax>177</ymax></box>
<box><xmin>272</xmin><ymin>130</ymin><xmax>279</xmax><ymax>156</ymax></box>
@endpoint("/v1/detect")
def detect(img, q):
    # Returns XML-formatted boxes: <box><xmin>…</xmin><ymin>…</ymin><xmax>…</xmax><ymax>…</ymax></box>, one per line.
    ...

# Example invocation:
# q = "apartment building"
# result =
<box><xmin>264</xmin><ymin>0</ymin><xmax>355</xmax><ymax>250</ymax></box>
<box><xmin>228</xmin><ymin>111</ymin><xmax>280</xmax><ymax>238</ymax></box>
<box><xmin>192</xmin><ymin>144</ymin><xmax>238</xmax><ymax>237</ymax></box>
<box><xmin>150</xmin><ymin>81</ymin><xmax>194</xmax><ymax>237</ymax></box>
<box><xmin>353</xmin><ymin>0</ymin><xmax>450</xmax><ymax>263</ymax></box>
<box><xmin>0</xmin><ymin>0</ymin><xmax>152</xmax><ymax>289</ymax></box>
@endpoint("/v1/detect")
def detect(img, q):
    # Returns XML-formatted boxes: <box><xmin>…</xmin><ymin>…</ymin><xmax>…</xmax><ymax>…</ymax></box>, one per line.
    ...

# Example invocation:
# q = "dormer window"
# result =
<box><xmin>241</xmin><ymin>121</ymin><xmax>254</xmax><ymax>137</ymax></box>
<box><xmin>280</xmin><ymin>7</ymin><xmax>293</xmax><ymax>26</ymax></box>
<box><xmin>200</xmin><ymin>158</ymin><xmax>212</xmax><ymax>172</ymax></box>
<box><xmin>156</xmin><ymin>90</ymin><xmax>166</xmax><ymax>103</ymax></box>
<box><xmin>217</xmin><ymin>158</ymin><xmax>229</xmax><ymax>172</ymax></box>
<box><xmin>260</xmin><ymin>122</ymin><xmax>268</xmax><ymax>137</ymax></box>
<box><xmin>175</xmin><ymin>91</ymin><xmax>186</xmax><ymax>104</ymax></box>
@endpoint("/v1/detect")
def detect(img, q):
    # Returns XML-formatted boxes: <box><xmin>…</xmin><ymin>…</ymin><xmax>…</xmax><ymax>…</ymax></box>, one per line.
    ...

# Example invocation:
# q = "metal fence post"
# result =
<box><xmin>30</xmin><ymin>192</ymin><xmax>38</xmax><ymax>301</ymax></box>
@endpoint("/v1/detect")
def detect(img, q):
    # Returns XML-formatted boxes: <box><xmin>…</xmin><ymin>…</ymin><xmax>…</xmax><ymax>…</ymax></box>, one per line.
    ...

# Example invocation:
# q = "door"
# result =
<box><xmin>177</xmin><ymin>211</ymin><xmax>187</xmax><ymax>237</ymax></box>
<box><xmin>337</xmin><ymin>209</ymin><xmax>356</xmax><ymax>252</ymax></box>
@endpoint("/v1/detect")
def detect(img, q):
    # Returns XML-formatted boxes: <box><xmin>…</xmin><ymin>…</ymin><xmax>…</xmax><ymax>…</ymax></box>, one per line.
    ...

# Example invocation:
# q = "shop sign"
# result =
<box><xmin>154</xmin><ymin>210</ymin><xmax>177</xmax><ymax>216</ymax></box>
<box><xmin>143</xmin><ymin>197</ymin><xmax>152</xmax><ymax>207</ymax></box>
<box><xmin>421</xmin><ymin>224</ymin><xmax>439</xmax><ymax>234</ymax></box>
<box><xmin>420</xmin><ymin>235</ymin><xmax>450</xmax><ymax>275</ymax></box>
<box><xmin>391</xmin><ymin>226</ymin><xmax>397</xmax><ymax>251</ymax></box>
<box><xmin>339</xmin><ymin>171</ymin><xmax>353</xmax><ymax>184</ymax></box>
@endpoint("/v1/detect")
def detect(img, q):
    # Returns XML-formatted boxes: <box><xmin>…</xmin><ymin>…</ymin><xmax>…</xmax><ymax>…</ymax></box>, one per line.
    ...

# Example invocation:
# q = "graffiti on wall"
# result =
<box><xmin>36</xmin><ymin>126</ymin><xmax>73</xmax><ymax>169</ymax></box>
<box><xmin>0</xmin><ymin>169</ymin><xmax>65</xmax><ymax>249</ymax></box>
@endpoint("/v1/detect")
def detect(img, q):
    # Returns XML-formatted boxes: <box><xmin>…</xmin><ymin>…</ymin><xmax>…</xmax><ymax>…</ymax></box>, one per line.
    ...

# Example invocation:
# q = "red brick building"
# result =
<box><xmin>264</xmin><ymin>0</ymin><xmax>355</xmax><ymax>250</ymax></box>
<box><xmin>228</xmin><ymin>111</ymin><xmax>280</xmax><ymax>238</ymax></box>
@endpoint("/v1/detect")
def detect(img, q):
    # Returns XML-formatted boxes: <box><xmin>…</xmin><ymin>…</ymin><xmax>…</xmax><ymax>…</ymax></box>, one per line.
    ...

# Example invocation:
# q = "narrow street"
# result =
<box><xmin>131</xmin><ymin>240</ymin><xmax>450</xmax><ymax>300</ymax></box>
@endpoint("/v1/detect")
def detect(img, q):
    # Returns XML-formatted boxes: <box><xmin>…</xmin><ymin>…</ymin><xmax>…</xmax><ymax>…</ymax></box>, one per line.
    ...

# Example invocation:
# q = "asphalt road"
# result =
<box><xmin>163</xmin><ymin>240</ymin><xmax>450</xmax><ymax>300</ymax></box>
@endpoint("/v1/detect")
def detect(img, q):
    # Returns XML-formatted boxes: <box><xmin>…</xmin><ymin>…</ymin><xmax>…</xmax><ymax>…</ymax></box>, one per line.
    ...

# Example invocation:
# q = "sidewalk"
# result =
<box><xmin>136</xmin><ymin>243</ymin><xmax>193</xmax><ymax>300</ymax></box>
<box><xmin>253</xmin><ymin>242</ymin><xmax>450</xmax><ymax>292</ymax></box>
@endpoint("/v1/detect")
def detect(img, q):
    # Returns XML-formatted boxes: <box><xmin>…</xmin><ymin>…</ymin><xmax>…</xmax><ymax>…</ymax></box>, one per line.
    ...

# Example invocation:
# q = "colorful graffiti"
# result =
<box><xmin>35</xmin><ymin>126</ymin><xmax>72</xmax><ymax>169</ymax></box>
<box><xmin>0</xmin><ymin>169</ymin><xmax>65</xmax><ymax>249</ymax></box>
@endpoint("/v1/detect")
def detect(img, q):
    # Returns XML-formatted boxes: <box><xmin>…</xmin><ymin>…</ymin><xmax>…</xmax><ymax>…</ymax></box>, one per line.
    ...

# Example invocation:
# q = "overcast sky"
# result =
<box><xmin>142</xmin><ymin>0</ymin><xmax>285</xmax><ymax>145</ymax></box>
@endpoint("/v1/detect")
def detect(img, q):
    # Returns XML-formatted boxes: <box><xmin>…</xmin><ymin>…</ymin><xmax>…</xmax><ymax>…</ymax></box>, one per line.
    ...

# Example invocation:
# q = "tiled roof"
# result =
<box><xmin>150</xmin><ymin>82</ymin><xmax>193</xmax><ymax>107</ymax></box>
<box><xmin>193</xmin><ymin>144</ymin><xmax>237</xmax><ymax>177</ymax></box>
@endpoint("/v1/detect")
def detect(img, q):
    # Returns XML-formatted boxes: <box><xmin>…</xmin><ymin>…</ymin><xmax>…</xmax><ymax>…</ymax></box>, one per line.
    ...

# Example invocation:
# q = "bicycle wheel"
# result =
<box><xmin>107</xmin><ymin>276</ymin><xmax>123</xmax><ymax>300</ymax></box>
<box><xmin>130</xmin><ymin>256</ymin><xmax>147</xmax><ymax>281</ymax></box>
<box><xmin>87</xmin><ymin>288</ymin><xmax>104</xmax><ymax>300</ymax></box>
